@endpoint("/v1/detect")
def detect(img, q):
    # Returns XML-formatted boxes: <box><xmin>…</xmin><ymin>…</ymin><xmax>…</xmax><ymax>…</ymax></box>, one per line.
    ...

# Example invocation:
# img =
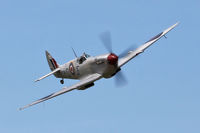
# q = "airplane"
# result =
<box><xmin>19</xmin><ymin>22</ymin><xmax>179</xmax><ymax>110</ymax></box>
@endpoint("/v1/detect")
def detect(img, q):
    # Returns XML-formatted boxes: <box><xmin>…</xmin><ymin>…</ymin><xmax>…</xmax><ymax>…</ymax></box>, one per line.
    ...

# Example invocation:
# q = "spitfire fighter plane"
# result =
<box><xmin>19</xmin><ymin>23</ymin><xmax>179</xmax><ymax>110</ymax></box>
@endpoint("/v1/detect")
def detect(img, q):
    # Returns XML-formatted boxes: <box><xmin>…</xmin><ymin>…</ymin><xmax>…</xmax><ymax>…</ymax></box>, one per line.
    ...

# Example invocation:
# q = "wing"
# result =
<box><xmin>118</xmin><ymin>22</ymin><xmax>179</xmax><ymax>68</ymax></box>
<box><xmin>19</xmin><ymin>73</ymin><xmax>102</xmax><ymax>110</ymax></box>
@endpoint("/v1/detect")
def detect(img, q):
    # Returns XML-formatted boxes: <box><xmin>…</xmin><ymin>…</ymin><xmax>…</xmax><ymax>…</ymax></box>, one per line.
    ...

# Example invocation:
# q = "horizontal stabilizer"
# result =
<box><xmin>35</xmin><ymin>68</ymin><xmax>60</xmax><ymax>82</ymax></box>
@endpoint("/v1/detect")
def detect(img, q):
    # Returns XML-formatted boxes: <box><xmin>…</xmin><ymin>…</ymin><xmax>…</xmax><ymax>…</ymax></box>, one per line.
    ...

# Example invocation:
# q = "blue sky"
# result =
<box><xmin>0</xmin><ymin>0</ymin><xmax>200</xmax><ymax>133</ymax></box>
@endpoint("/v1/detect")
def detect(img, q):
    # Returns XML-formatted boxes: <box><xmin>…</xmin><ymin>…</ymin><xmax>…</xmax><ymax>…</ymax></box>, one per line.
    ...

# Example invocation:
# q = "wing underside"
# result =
<box><xmin>19</xmin><ymin>73</ymin><xmax>102</xmax><ymax>110</ymax></box>
<box><xmin>118</xmin><ymin>22</ymin><xmax>179</xmax><ymax>67</ymax></box>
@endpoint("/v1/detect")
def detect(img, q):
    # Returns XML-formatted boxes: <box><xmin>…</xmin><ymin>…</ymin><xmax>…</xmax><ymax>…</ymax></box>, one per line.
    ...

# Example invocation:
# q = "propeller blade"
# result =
<box><xmin>99</xmin><ymin>31</ymin><xmax>112</xmax><ymax>53</ymax></box>
<box><xmin>114</xmin><ymin>70</ymin><xmax>128</xmax><ymax>87</ymax></box>
<box><xmin>118</xmin><ymin>45</ymin><xmax>137</xmax><ymax>58</ymax></box>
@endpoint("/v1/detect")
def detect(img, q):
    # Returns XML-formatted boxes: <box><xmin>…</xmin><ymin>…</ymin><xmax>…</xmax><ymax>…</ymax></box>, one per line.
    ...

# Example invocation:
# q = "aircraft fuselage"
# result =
<box><xmin>56</xmin><ymin>53</ymin><xmax>119</xmax><ymax>80</ymax></box>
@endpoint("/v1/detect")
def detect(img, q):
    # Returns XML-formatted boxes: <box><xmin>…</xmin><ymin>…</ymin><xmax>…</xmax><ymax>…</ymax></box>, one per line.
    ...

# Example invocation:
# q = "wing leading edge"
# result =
<box><xmin>118</xmin><ymin>22</ymin><xmax>179</xmax><ymax>68</ymax></box>
<box><xmin>19</xmin><ymin>73</ymin><xmax>102</xmax><ymax>110</ymax></box>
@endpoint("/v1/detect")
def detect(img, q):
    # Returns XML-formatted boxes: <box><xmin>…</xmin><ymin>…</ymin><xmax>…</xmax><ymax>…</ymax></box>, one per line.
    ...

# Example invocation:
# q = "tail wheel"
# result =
<box><xmin>60</xmin><ymin>79</ymin><xmax>64</xmax><ymax>84</ymax></box>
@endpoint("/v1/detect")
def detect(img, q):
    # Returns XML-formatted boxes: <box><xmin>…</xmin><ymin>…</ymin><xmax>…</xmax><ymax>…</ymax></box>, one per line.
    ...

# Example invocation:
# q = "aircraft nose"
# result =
<box><xmin>107</xmin><ymin>53</ymin><xmax>118</xmax><ymax>65</ymax></box>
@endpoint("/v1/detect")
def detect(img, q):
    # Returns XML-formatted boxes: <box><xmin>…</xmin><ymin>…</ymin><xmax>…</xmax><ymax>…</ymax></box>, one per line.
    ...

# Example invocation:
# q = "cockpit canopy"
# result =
<box><xmin>84</xmin><ymin>53</ymin><xmax>90</xmax><ymax>58</ymax></box>
<box><xmin>77</xmin><ymin>53</ymin><xmax>90</xmax><ymax>64</ymax></box>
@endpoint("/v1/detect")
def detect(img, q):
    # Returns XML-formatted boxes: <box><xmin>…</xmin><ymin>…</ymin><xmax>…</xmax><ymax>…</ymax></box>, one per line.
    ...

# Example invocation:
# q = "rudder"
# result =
<box><xmin>45</xmin><ymin>51</ymin><xmax>59</xmax><ymax>71</ymax></box>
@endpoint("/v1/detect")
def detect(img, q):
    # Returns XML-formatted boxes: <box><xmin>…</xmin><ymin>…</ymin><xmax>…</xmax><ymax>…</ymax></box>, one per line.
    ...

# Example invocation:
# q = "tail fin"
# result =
<box><xmin>34</xmin><ymin>51</ymin><xmax>60</xmax><ymax>82</ymax></box>
<box><xmin>45</xmin><ymin>51</ymin><xmax>59</xmax><ymax>71</ymax></box>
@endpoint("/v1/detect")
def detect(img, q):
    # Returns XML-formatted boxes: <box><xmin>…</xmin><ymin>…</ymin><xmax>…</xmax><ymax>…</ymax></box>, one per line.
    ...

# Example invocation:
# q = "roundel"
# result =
<box><xmin>69</xmin><ymin>62</ymin><xmax>75</xmax><ymax>75</ymax></box>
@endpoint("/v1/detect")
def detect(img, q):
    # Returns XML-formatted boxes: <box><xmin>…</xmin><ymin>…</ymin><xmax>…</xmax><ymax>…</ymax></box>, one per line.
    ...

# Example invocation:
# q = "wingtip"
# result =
<box><xmin>19</xmin><ymin>104</ymin><xmax>30</xmax><ymax>111</ymax></box>
<box><xmin>175</xmin><ymin>21</ymin><xmax>180</xmax><ymax>26</ymax></box>
<box><xmin>171</xmin><ymin>22</ymin><xmax>180</xmax><ymax>29</ymax></box>
<box><xmin>18</xmin><ymin>107</ymin><xmax>24</xmax><ymax>111</ymax></box>
<box><xmin>164</xmin><ymin>22</ymin><xmax>179</xmax><ymax>33</ymax></box>
<box><xmin>171</xmin><ymin>22</ymin><xmax>179</xmax><ymax>28</ymax></box>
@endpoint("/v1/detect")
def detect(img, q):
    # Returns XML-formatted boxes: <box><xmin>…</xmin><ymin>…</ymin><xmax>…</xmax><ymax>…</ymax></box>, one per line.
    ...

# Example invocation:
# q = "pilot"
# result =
<box><xmin>78</xmin><ymin>53</ymin><xmax>87</xmax><ymax>64</ymax></box>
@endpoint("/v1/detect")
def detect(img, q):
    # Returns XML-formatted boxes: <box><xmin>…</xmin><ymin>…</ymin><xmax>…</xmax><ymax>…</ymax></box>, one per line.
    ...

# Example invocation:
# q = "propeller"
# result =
<box><xmin>118</xmin><ymin>45</ymin><xmax>137</xmax><ymax>58</ymax></box>
<box><xmin>100</xmin><ymin>31</ymin><xmax>137</xmax><ymax>56</ymax></box>
<box><xmin>114</xmin><ymin>70</ymin><xmax>127</xmax><ymax>87</ymax></box>
<box><xmin>99</xmin><ymin>31</ymin><xmax>112</xmax><ymax>53</ymax></box>
<box><xmin>99</xmin><ymin>31</ymin><xmax>136</xmax><ymax>86</ymax></box>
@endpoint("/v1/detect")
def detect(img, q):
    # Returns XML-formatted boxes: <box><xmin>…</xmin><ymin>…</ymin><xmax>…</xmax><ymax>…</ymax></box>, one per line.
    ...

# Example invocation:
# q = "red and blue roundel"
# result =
<box><xmin>69</xmin><ymin>62</ymin><xmax>75</xmax><ymax>75</ymax></box>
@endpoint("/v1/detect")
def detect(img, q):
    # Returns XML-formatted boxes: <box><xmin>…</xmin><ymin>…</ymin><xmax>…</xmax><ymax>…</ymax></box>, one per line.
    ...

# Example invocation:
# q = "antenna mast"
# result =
<box><xmin>71</xmin><ymin>47</ymin><xmax>78</xmax><ymax>58</ymax></box>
